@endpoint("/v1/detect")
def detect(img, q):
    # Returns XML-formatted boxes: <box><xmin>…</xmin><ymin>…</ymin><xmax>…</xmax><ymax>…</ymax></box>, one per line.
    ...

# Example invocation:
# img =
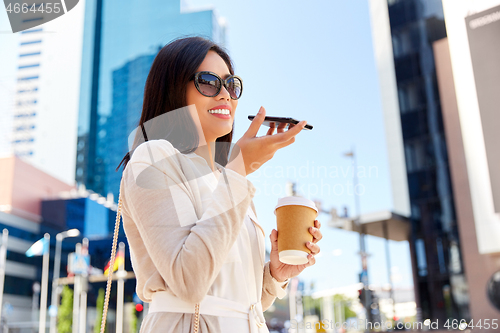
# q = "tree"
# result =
<box><xmin>94</xmin><ymin>288</ymin><xmax>107</xmax><ymax>333</ymax></box>
<box><xmin>57</xmin><ymin>286</ymin><xmax>73</xmax><ymax>333</ymax></box>
<box><xmin>130</xmin><ymin>305</ymin><xmax>138</xmax><ymax>333</ymax></box>
<box><xmin>333</xmin><ymin>294</ymin><xmax>357</xmax><ymax>319</ymax></box>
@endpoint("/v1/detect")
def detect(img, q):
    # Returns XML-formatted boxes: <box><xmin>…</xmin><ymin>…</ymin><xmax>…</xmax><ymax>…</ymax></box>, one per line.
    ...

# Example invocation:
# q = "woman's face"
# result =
<box><xmin>186</xmin><ymin>50</ymin><xmax>238</xmax><ymax>143</ymax></box>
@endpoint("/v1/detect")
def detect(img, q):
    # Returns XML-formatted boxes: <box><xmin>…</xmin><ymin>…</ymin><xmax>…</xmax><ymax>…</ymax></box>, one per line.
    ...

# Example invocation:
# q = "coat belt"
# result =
<box><xmin>149</xmin><ymin>291</ymin><xmax>267</xmax><ymax>333</ymax></box>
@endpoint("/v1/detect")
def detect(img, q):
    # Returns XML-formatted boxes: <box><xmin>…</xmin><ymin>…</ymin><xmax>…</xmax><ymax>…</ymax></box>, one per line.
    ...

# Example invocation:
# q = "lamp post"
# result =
<box><xmin>344</xmin><ymin>147</ymin><xmax>372</xmax><ymax>328</ymax></box>
<box><xmin>49</xmin><ymin>229</ymin><xmax>80</xmax><ymax>333</ymax></box>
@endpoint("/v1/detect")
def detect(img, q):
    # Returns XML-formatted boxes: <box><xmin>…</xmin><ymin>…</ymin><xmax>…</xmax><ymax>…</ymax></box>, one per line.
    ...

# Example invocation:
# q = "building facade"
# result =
<box><xmin>369</xmin><ymin>0</ymin><xmax>469</xmax><ymax>324</ymax></box>
<box><xmin>0</xmin><ymin>3</ymin><xmax>86</xmax><ymax>185</ymax></box>
<box><xmin>370</xmin><ymin>0</ymin><xmax>500</xmax><ymax>328</ymax></box>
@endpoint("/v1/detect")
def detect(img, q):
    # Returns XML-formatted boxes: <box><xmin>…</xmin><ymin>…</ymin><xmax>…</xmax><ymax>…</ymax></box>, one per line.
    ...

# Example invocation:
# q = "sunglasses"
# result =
<box><xmin>191</xmin><ymin>71</ymin><xmax>243</xmax><ymax>100</ymax></box>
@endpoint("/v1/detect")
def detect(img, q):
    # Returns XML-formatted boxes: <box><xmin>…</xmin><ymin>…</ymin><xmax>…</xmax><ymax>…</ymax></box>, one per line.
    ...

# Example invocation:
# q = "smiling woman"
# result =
<box><xmin>108</xmin><ymin>36</ymin><xmax>319</xmax><ymax>333</ymax></box>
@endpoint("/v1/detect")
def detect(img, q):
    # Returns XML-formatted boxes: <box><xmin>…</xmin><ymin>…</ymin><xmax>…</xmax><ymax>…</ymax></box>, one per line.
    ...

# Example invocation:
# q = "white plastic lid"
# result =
<box><xmin>274</xmin><ymin>196</ymin><xmax>318</xmax><ymax>216</ymax></box>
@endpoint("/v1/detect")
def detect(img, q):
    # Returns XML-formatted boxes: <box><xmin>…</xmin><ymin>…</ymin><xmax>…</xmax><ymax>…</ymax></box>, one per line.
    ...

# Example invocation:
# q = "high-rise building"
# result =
<box><xmin>0</xmin><ymin>4</ymin><xmax>86</xmax><ymax>185</ymax></box>
<box><xmin>104</xmin><ymin>53</ymin><xmax>156</xmax><ymax>202</ymax></box>
<box><xmin>370</xmin><ymin>0</ymin><xmax>500</xmax><ymax>327</ymax></box>
<box><xmin>76</xmin><ymin>0</ymin><xmax>227</xmax><ymax>199</ymax></box>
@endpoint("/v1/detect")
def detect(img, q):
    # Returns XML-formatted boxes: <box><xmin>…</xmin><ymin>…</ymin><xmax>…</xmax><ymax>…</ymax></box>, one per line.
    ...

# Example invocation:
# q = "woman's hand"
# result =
<box><xmin>269</xmin><ymin>219</ymin><xmax>323</xmax><ymax>282</ymax></box>
<box><xmin>226</xmin><ymin>106</ymin><xmax>306</xmax><ymax>176</ymax></box>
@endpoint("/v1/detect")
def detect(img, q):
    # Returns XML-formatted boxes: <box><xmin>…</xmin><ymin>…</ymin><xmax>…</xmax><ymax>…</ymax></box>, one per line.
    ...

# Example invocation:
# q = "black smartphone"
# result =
<box><xmin>247</xmin><ymin>115</ymin><xmax>313</xmax><ymax>130</ymax></box>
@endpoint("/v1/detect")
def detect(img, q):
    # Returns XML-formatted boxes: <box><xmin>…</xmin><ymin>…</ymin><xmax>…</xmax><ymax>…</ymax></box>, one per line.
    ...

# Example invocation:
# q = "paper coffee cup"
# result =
<box><xmin>274</xmin><ymin>196</ymin><xmax>318</xmax><ymax>265</ymax></box>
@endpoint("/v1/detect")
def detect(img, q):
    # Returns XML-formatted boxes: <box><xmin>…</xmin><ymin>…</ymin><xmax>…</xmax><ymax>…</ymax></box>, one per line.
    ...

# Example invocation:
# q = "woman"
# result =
<box><xmin>117</xmin><ymin>36</ymin><xmax>323</xmax><ymax>333</ymax></box>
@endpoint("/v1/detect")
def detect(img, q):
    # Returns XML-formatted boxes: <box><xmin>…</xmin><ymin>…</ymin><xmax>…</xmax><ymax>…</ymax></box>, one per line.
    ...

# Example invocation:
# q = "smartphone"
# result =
<box><xmin>247</xmin><ymin>115</ymin><xmax>313</xmax><ymax>130</ymax></box>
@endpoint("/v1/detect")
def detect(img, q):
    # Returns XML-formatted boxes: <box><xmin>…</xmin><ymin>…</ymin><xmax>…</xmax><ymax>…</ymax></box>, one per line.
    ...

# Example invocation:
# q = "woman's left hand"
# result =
<box><xmin>269</xmin><ymin>219</ymin><xmax>323</xmax><ymax>282</ymax></box>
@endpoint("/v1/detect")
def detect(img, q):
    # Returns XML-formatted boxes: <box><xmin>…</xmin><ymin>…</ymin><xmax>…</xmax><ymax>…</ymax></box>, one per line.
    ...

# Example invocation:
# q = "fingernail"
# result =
<box><xmin>258</xmin><ymin>107</ymin><xmax>263</xmax><ymax>114</ymax></box>
<box><xmin>307</xmin><ymin>242</ymin><xmax>312</xmax><ymax>246</ymax></box>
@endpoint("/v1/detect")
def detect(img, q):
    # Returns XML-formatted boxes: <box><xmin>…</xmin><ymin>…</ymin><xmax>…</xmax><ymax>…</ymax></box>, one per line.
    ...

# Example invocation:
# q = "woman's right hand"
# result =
<box><xmin>226</xmin><ymin>106</ymin><xmax>307</xmax><ymax>177</ymax></box>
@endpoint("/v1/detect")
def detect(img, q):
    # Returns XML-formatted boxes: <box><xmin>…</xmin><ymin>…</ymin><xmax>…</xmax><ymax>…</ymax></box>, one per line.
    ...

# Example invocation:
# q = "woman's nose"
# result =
<box><xmin>218</xmin><ymin>84</ymin><xmax>231</xmax><ymax>100</ymax></box>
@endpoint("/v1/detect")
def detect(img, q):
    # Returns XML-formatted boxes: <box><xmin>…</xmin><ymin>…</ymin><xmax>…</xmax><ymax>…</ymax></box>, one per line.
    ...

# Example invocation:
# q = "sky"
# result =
<box><xmin>184</xmin><ymin>0</ymin><xmax>414</xmax><ymax>292</ymax></box>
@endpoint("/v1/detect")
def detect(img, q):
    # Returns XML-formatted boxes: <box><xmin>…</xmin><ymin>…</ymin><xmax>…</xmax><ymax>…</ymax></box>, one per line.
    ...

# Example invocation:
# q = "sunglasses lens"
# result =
<box><xmin>197</xmin><ymin>73</ymin><xmax>221</xmax><ymax>97</ymax></box>
<box><xmin>226</xmin><ymin>77</ymin><xmax>242</xmax><ymax>99</ymax></box>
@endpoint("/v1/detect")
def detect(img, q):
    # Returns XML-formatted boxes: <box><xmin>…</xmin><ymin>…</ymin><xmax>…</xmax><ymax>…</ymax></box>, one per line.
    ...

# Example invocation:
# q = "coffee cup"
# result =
<box><xmin>274</xmin><ymin>196</ymin><xmax>318</xmax><ymax>265</ymax></box>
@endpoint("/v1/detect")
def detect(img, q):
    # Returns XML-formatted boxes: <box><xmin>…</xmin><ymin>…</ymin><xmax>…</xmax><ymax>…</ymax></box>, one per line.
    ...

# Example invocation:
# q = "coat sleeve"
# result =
<box><xmin>261</xmin><ymin>261</ymin><xmax>290</xmax><ymax>312</ymax></box>
<box><xmin>123</xmin><ymin>140</ymin><xmax>256</xmax><ymax>304</ymax></box>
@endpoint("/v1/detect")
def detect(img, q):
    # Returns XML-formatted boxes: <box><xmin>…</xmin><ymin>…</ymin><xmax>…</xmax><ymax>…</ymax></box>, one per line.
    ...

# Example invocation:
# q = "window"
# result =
<box><xmin>19</xmin><ymin>52</ymin><xmax>41</xmax><ymax>57</ymax></box>
<box><xmin>392</xmin><ymin>30</ymin><xmax>412</xmax><ymax>57</ymax></box>
<box><xmin>398</xmin><ymin>81</ymin><xmax>422</xmax><ymax>113</ymax></box>
<box><xmin>416</xmin><ymin>239</ymin><xmax>428</xmax><ymax>276</ymax></box>
<box><xmin>20</xmin><ymin>40</ymin><xmax>41</xmax><ymax>46</ymax></box>
<box><xmin>405</xmin><ymin>140</ymin><xmax>426</xmax><ymax>172</ymax></box>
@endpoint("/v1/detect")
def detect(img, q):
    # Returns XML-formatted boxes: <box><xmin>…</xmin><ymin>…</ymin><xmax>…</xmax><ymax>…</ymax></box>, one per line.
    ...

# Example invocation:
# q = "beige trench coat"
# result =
<box><xmin>120</xmin><ymin>139</ymin><xmax>289</xmax><ymax>333</ymax></box>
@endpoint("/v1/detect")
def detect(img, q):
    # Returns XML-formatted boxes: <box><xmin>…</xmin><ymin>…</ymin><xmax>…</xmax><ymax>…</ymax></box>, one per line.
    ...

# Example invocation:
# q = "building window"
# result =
<box><xmin>398</xmin><ymin>81</ymin><xmax>422</xmax><ymax>113</ymax></box>
<box><xmin>4</xmin><ymin>275</ymin><xmax>35</xmax><ymax>296</ymax></box>
<box><xmin>19</xmin><ymin>52</ymin><xmax>41</xmax><ymax>57</ymax></box>
<box><xmin>416</xmin><ymin>238</ymin><xmax>428</xmax><ymax>276</ymax></box>
<box><xmin>20</xmin><ymin>40</ymin><xmax>42</xmax><ymax>46</ymax></box>
<box><xmin>436</xmin><ymin>237</ymin><xmax>447</xmax><ymax>274</ymax></box>
<box><xmin>392</xmin><ymin>30</ymin><xmax>412</xmax><ymax>58</ymax></box>
<box><xmin>18</xmin><ymin>64</ymin><xmax>40</xmax><ymax>70</ymax></box>
<box><xmin>405</xmin><ymin>140</ymin><xmax>426</xmax><ymax>172</ymax></box>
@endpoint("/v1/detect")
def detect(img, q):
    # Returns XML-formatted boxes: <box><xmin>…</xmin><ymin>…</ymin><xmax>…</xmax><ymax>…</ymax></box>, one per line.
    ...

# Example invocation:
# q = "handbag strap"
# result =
<box><xmin>100</xmin><ymin>185</ymin><xmax>123</xmax><ymax>333</ymax></box>
<box><xmin>99</xmin><ymin>181</ymin><xmax>201</xmax><ymax>333</ymax></box>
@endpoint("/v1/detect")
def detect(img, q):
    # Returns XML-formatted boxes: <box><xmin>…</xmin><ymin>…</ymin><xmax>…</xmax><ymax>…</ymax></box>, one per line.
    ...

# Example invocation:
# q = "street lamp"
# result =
<box><xmin>49</xmin><ymin>229</ymin><xmax>80</xmax><ymax>333</ymax></box>
<box><xmin>343</xmin><ymin>147</ymin><xmax>372</xmax><ymax>327</ymax></box>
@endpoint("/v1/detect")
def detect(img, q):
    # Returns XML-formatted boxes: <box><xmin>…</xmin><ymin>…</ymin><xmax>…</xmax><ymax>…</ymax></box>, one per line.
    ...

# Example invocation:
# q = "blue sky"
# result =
<box><xmin>185</xmin><ymin>0</ymin><xmax>414</xmax><ymax>292</ymax></box>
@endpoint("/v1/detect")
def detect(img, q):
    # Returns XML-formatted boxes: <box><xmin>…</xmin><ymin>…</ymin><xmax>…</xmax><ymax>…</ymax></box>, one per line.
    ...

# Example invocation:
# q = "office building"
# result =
<box><xmin>369</xmin><ymin>0</ymin><xmax>500</xmax><ymax>328</ymax></box>
<box><xmin>0</xmin><ymin>4</ymin><xmax>86</xmax><ymax>185</ymax></box>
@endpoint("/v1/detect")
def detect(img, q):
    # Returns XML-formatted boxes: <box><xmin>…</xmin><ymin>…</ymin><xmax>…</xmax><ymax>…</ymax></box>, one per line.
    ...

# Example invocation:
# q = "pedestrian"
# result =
<box><xmin>115</xmin><ymin>36</ymin><xmax>323</xmax><ymax>333</ymax></box>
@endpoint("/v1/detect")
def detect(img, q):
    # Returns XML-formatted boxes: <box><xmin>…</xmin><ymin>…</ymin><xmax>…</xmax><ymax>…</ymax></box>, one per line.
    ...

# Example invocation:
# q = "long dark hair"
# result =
<box><xmin>116</xmin><ymin>36</ymin><xmax>235</xmax><ymax>172</ymax></box>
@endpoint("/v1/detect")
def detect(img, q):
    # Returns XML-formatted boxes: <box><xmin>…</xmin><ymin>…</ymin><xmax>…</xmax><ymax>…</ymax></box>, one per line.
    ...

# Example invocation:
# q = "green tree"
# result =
<box><xmin>94</xmin><ymin>288</ymin><xmax>107</xmax><ymax>333</ymax></box>
<box><xmin>130</xmin><ymin>305</ymin><xmax>138</xmax><ymax>333</ymax></box>
<box><xmin>57</xmin><ymin>286</ymin><xmax>73</xmax><ymax>333</ymax></box>
<box><xmin>333</xmin><ymin>294</ymin><xmax>357</xmax><ymax>319</ymax></box>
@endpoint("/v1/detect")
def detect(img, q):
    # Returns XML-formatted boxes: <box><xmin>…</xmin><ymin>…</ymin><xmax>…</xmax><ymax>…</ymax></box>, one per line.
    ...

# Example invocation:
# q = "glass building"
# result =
<box><xmin>104</xmin><ymin>53</ymin><xmax>156</xmax><ymax>202</ymax></box>
<box><xmin>76</xmin><ymin>0</ymin><xmax>226</xmax><ymax>199</ymax></box>
<box><xmin>370</xmin><ymin>0</ymin><xmax>471</xmax><ymax>325</ymax></box>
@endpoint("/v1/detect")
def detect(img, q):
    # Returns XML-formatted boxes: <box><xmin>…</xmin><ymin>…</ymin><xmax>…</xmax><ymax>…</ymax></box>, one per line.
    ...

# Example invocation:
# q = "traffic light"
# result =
<box><xmin>133</xmin><ymin>293</ymin><xmax>143</xmax><ymax>313</ymax></box>
<box><xmin>370</xmin><ymin>292</ymin><xmax>381</xmax><ymax>323</ymax></box>
<box><xmin>358</xmin><ymin>288</ymin><xmax>372</xmax><ymax>306</ymax></box>
<box><xmin>358</xmin><ymin>288</ymin><xmax>366</xmax><ymax>305</ymax></box>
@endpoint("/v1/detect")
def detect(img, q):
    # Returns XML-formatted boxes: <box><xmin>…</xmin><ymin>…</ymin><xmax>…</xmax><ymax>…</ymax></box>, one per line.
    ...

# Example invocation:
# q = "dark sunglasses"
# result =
<box><xmin>191</xmin><ymin>71</ymin><xmax>243</xmax><ymax>100</ymax></box>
